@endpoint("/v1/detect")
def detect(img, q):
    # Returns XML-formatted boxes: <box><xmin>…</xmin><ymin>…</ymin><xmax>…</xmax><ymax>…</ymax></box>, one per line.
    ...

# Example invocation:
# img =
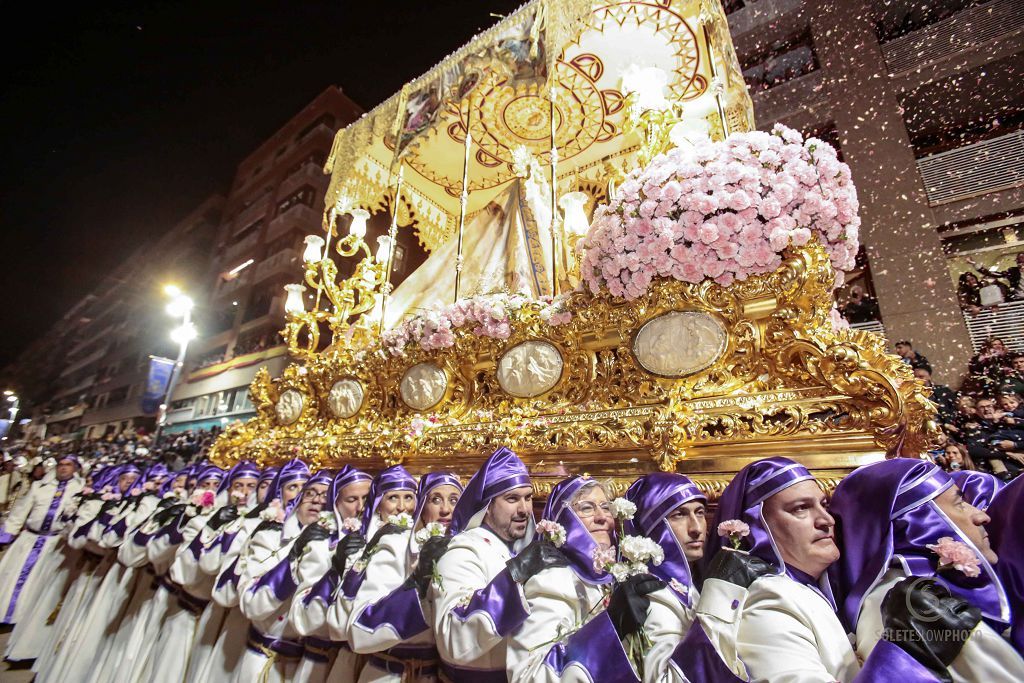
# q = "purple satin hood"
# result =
<box><xmin>264</xmin><ymin>458</ymin><xmax>311</xmax><ymax>515</ymax></box>
<box><xmin>542</xmin><ymin>476</ymin><xmax>613</xmax><ymax>586</ymax></box>
<box><xmin>59</xmin><ymin>455</ymin><xmax>82</xmax><ymax>469</ymax></box>
<box><xmin>217</xmin><ymin>460</ymin><xmax>261</xmax><ymax>494</ymax></box>
<box><xmin>327</xmin><ymin>465</ymin><xmax>373</xmax><ymax>535</ymax></box>
<box><xmin>950</xmin><ymin>470</ymin><xmax>1004</xmax><ymax>511</ymax></box>
<box><xmin>362</xmin><ymin>465</ymin><xmax>417</xmax><ymax>536</ymax></box>
<box><xmin>702</xmin><ymin>456</ymin><xmax>816</xmax><ymax>573</ymax></box>
<box><xmin>412</xmin><ymin>471</ymin><xmax>463</xmax><ymax>527</ymax></box>
<box><xmin>194</xmin><ymin>464</ymin><xmax>225</xmax><ymax>489</ymax></box>
<box><xmin>626</xmin><ymin>472</ymin><xmax>706</xmax><ymax>606</ymax></box>
<box><xmin>450</xmin><ymin>446</ymin><xmax>532</xmax><ymax>535</ymax></box>
<box><xmin>830</xmin><ymin>459</ymin><xmax>1011</xmax><ymax>632</ymax></box>
<box><xmin>986</xmin><ymin>474</ymin><xmax>1024</xmax><ymax>651</ymax></box>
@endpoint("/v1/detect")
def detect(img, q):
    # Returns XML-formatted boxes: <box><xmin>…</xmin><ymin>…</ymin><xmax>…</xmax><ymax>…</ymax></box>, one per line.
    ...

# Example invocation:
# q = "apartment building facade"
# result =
<box><xmin>724</xmin><ymin>0</ymin><xmax>1024</xmax><ymax>381</ymax></box>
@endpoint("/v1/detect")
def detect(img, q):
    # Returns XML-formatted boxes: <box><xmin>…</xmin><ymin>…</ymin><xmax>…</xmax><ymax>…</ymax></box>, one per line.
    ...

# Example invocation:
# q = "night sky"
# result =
<box><xmin>0</xmin><ymin>0</ymin><xmax>523</xmax><ymax>368</ymax></box>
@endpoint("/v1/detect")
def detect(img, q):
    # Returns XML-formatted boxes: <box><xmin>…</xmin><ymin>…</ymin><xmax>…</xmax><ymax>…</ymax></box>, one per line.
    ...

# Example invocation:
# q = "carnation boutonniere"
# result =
<box><xmin>535</xmin><ymin>519</ymin><xmax>567</xmax><ymax>547</ymax></box>
<box><xmin>259</xmin><ymin>499</ymin><xmax>285</xmax><ymax>523</ymax></box>
<box><xmin>717</xmin><ymin>519</ymin><xmax>750</xmax><ymax>550</ymax></box>
<box><xmin>317</xmin><ymin>511</ymin><xmax>337</xmax><ymax>533</ymax></box>
<box><xmin>387</xmin><ymin>512</ymin><xmax>414</xmax><ymax>530</ymax></box>
<box><xmin>341</xmin><ymin>517</ymin><xmax>362</xmax><ymax>534</ymax></box>
<box><xmin>414</xmin><ymin>521</ymin><xmax>447</xmax><ymax>545</ymax></box>
<box><xmin>927</xmin><ymin>537</ymin><xmax>981</xmax><ymax>578</ymax></box>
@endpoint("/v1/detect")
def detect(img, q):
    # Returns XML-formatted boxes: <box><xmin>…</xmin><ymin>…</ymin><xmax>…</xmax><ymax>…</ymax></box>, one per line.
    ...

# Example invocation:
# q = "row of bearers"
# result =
<box><xmin>0</xmin><ymin>447</ymin><xmax>1023</xmax><ymax>682</ymax></box>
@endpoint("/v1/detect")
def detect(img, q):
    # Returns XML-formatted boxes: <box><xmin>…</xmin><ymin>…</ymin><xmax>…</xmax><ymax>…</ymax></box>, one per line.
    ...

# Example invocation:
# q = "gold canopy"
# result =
<box><xmin>324</xmin><ymin>0</ymin><xmax>754</xmax><ymax>252</ymax></box>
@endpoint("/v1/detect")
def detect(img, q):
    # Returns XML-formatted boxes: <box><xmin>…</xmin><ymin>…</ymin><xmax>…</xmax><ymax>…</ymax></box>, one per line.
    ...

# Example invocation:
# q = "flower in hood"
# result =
<box><xmin>718</xmin><ymin>519</ymin><xmax>751</xmax><ymax>550</ymax></box>
<box><xmin>414</xmin><ymin>521</ymin><xmax>447</xmax><ymax>544</ymax></box>
<box><xmin>259</xmin><ymin>499</ymin><xmax>285</xmax><ymax>523</ymax></box>
<box><xmin>387</xmin><ymin>512</ymin><xmax>414</xmax><ymax>530</ymax></box>
<box><xmin>190</xmin><ymin>490</ymin><xmax>216</xmax><ymax>509</ymax></box>
<box><xmin>927</xmin><ymin>537</ymin><xmax>982</xmax><ymax>578</ymax></box>
<box><xmin>535</xmin><ymin>519</ymin><xmax>567</xmax><ymax>548</ymax></box>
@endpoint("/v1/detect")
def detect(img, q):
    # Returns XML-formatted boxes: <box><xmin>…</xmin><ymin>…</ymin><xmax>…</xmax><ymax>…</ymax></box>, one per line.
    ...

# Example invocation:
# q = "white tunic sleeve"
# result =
<box><xmin>0</xmin><ymin>481</ymin><xmax>37</xmax><ymax>536</ymax></box>
<box><xmin>347</xmin><ymin>531</ymin><xmax>411</xmax><ymax>652</ymax></box>
<box><xmin>644</xmin><ymin>586</ymin><xmax>695</xmax><ymax>683</ymax></box>
<box><xmin>287</xmin><ymin>539</ymin><xmax>336</xmax><ymax>637</ymax></box>
<box><xmin>856</xmin><ymin>569</ymin><xmax>1024</xmax><ymax>683</ymax></box>
<box><xmin>237</xmin><ymin>529</ymin><xmax>297</xmax><ymax>622</ymax></box>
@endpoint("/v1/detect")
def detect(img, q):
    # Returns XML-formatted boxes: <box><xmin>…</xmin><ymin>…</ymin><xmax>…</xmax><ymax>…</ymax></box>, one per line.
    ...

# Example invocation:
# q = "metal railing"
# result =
<box><xmin>961</xmin><ymin>298</ymin><xmax>1024</xmax><ymax>352</ymax></box>
<box><xmin>881</xmin><ymin>0</ymin><xmax>1024</xmax><ymax>75</ymax></box>
<box><xmin>916</xmin><ymin>129</ymin><xmax>1024</xmax><ymax>205</ymax></box>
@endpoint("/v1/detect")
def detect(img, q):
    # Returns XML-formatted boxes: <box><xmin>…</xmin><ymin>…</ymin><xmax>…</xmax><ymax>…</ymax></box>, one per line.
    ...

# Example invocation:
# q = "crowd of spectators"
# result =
<box><xmin>956</xmin><ymin>252</ymin><xmax>1024</xmax><ymax>314</ymax></box>
<box><xmin>910</xmin><ymin>336</ymin><xmax>1024</xmax><ymax>481</ymax></box>
<box><xmin>0</xmin><ymin>428</ymin><xmax>220</xmax><ymax>509</ymax></box>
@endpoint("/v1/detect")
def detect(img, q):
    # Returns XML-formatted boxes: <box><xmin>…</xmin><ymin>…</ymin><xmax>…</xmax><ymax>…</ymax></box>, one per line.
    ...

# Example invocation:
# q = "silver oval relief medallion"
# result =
<box><xmin>497</xmin><ymin>340</ymin><xmax>564</xmax><ymax>398</ymax></box>
<box><xmin>633</xmin><ymin>311</ymin><xmax>727</xmax><ymax>377</ymax></box>
<box><xmin>275</xmin><ymin>389</ymin><xmax>305</xmax><ymax>425</ymax></box>
<box><xmin>399</xmin><ymin>363</ymin><xmax>448</xmax><ymax>411</ymax></box>
<box><xmin>327</xmin><ymin>379</ymin><xmax>364</xmax><ymax>419</ymax></box>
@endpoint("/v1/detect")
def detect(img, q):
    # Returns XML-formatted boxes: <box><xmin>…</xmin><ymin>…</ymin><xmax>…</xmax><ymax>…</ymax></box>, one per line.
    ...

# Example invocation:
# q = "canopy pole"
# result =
<box><xmin>549</xmin><ymin>87</ymin><xmax>559</xmax><ymax>297</ymax></box>
<box><xmin>378</xmin><ymin>163</ymin><xmax>404</xmax><ymax>335</ymax></box>
<box><xmin>454</xmin><ymin>103</ymin><xmax>473</xmax><ymax>303</ymax></box>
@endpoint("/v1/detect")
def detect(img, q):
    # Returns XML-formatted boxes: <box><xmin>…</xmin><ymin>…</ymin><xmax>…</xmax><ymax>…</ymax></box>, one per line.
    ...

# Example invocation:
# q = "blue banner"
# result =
<box><xmin>141</xmin><ymin>356</ymin><xmax>176</xmax><ymax>415</ymax></box>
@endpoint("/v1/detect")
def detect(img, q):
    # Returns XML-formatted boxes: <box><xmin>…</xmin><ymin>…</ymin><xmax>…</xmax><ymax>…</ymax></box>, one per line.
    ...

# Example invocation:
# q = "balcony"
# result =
<box><xmin>231</xmin><ymin>195</ymin><xmax>271</xmax><ymax>236</ymax></box>
<box><xmin>961</xmin><ymin>299</ymin><xmax>1024</xmax><ymax>353</ymax></box>
<box><xmin>45</xmin><ymin>403</ymin><xmax>87</xmax><ymax>424</ymax></box>
<box><xmin>60</xmin><ymin>345</ymin><xmax>109</xmax><ymax>377</ymax></box>
<box><xmin>916</xmin><ymin>129</ymin><xmax>1024</xmax><ymax>205</ymax></box>
<box><xmin>297</xmin><ymin>122</ymin><xmax>335</xmax><ymax>146</ymax></box>
<box><xmin>727</xmin><ymin>0</ymin><xmax>804</xmax><ymax>40</ymax></box>
<box><xmin>253</xmin><ymin>247</ymin><xmax>300</xmax><ymax>284</ymax></box>
<box><xmin>266</xmin><ymin>203</ymin><xmax>320</xmax><ymax>243</ymax></box>
<box><xmin>881</xmin><ymin>0</ymin><xmax>1024</xmax><ymax>77</ymax></box>
<box><xmin>751</xmin><ymin>69</ymin><xmax>826</xmax><ymax>127</ymax></box>
<box><xmin>222</xmin><ymin>230</ymin><xmax>261</xmax><ymax>265</ymax></box>
<box><xmin>215</xmin><ymin>270</ymin><xmax>252</xmax><ymax>300</ymax></box>
<box><xmin>278</xmin><ymin>161</ymin><xmax>328</xmax><ymax>199</ymax></box>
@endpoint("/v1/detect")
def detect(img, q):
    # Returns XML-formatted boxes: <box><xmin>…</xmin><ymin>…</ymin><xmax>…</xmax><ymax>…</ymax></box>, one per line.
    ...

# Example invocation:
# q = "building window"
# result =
<box><xmin>276</xmin><ymin>186</ymin><xmax>316</xmax><ymax>216</ymax></box>
<box><xmin>742</xmin><ymin>29</ymin><xmax>819</xmax><ymax>93</ymax></box>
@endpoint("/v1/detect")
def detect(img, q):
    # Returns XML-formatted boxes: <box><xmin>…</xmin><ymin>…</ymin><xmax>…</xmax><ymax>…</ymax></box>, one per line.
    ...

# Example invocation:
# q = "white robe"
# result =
<box><xmin>506</xmin><ymin>565</ymin><xmax>629</xmax><ymax>683</ymax></box>
<box><xmin>0</xmin><ymin>474</ymin><xmax>82</xmax><ymax>625</ymax></box>
<box><xmin>856</xmin><ymin>567</ymin><xmax>1024</xmax><ymax>682</ymax></box>
<box><xmin>696</xmin><ymin>573</ymin><xmax>862</xmax><ymax>682</ymax></box>
<box><xmin>645</xmin><ymin>585</ymin><xmax>698</xmax><ymax>683</ymax></box>
<box><xmin>433</xmin><ymin>526</ymin><xmax>525</xmax><ymax>676</ymax></box>
<box><xmin>345</xmin><ymin>529</ymin><xmax>440</xmax><ymax>683</ymax></box>
<box><xmin>234</xmin><ymin>522</ymin><xmax>305</xmax><ymax>683</ymax></box>
<box><xmin>288</xmin><ymin>537</ymin><xmax>344</xmax><ymax>683</ymax></box>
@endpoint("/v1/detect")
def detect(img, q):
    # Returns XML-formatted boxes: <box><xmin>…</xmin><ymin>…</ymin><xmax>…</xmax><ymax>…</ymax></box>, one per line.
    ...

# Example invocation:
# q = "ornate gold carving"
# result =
<box><xmin>211</xmin><ymin>243</ymin><xmax>939</xmax><ymax>491</ymax></box>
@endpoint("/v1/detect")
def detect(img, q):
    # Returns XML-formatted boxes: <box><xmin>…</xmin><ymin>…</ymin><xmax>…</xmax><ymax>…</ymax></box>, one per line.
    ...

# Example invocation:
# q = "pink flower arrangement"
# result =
<box><xmin>260</xmin><ymin>499</ymin><xmax>286</xmax><ymax>523</ymax></box>
<box><xmin>591</xmin><ymin>545</ymin><xmax>617</xmax><ymax>573</ymax></box>
<box><xmin>380</xmin><ymin>293</ymin><xmax>572</xmax><ymax>357</ymax></box>
<box><xmin>190</xmin><ymin>490</ymin><xmax>216</xmax><ymax>509</ymax></box>
<box><xmin>535</xmin><ymin>519</ymin><xmax>567</xmax><ymax>547</ymax></box>
<box><xmin>130</xmin><ymin>487</ymin><xmax>143</xmax><ymax>497</ymax></box>
<box><xmin>100</xmin><ymin>492</ymin><xmax>120</xmax><ymax>501</ymax></box>
<box><xmin>926</xmin><ymin>537</ymin><xmax>981</xmax><ymax>578</ymax></box>
<box><xmin>143</xmin><ymin>481</ymin><xmax>158</xmax><ymax>492</ymax></box>
<box><xmin>82</xmin><ymin>487</ymin><xmax>95</xmax><ymax>496</ymax></box>
<box><xmin>341</xmin><ymin>517</ymin><xmax>362</xmax><ymax>533</ymax></box>
<box><xmin>581</xmin><ymin>124</ymin><xmax>860</xmax><ymax>299</ymax></box>
<box><xmin>718</xmin><ymin>519</ymin><xmax>751</xmax><ymax>549</ymax></box>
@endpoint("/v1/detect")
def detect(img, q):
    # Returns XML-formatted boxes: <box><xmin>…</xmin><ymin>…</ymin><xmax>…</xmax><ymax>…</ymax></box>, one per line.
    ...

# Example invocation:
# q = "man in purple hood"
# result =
<box><xmin>677</xmin><ymin>457</ymin><xmax>958</xmax><ymax>682</ymax></box>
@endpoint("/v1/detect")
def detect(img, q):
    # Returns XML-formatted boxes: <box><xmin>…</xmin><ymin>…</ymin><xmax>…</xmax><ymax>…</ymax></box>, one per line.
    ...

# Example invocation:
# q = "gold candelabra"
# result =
<box><xmin>281</xmin><ymin>201</ymin><xmax>395</xmax><ymax>358</ymax></box>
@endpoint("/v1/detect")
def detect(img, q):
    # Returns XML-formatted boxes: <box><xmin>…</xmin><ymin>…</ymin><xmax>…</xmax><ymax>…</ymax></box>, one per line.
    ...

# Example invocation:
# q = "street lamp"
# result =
<box><xmin>3</xmin><ymin>391</ymin><xmax>19</xmax><ymax>440</ymax></box>
<box><xmin>154</xmin><ymin>288</ymin><xmax>196</xmax><ymax>443</ymax></box>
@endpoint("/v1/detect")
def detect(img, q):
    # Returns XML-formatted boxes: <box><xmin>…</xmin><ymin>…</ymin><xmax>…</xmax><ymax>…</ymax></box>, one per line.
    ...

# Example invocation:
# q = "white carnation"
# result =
<box><xmin>610</xmin><ymin>498</ymin><xmax>637</xmax><ymax>521</ymax></box>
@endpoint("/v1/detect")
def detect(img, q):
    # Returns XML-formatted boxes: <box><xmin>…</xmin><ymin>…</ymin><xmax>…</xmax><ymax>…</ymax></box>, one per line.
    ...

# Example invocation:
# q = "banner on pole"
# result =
<box><xmin>141</xmin><ymin>356</ymin><xmax>176</xmax><ymax>415</ymax></box>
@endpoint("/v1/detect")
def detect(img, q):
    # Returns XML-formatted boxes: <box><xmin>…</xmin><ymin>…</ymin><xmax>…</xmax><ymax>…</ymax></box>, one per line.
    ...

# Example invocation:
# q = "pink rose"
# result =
<box><xmin>926</xmin><ymin>537</ymin><xmax>981</xmax><ymax>578</ymax></box>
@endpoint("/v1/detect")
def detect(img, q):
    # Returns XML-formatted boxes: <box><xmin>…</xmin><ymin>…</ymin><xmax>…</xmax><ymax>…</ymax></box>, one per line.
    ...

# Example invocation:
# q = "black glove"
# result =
<box><xmin>332</xmin><ymin>533</ymin><xmax>366</xmax><ymax>575</ymax></box>
<box><xmin>245</xmin><ymin>501</ymin><xmax>268</xmax><ymax>519</ymax></box>
<box><xmin>506</xmin><ymin>539</ymin><xmax>569</xmax><ymax>583</ymax></box>
<box><xmin>288</xmin><ymin>522</ymin><xmax>332</xmax><ymax>561</ymax></box>
<box><xmin>99</xmin><ymin>499</ymin><xmax>120</xmax><ymax>514</ymax></box>
<box><xmin>366</xmin><ymin>523</ymin><xmax>403</xmax><ymax>551</ymax></box>
<box><xmin>151</xmin><ymin>503</ymin><xmax>187</xmax><ymax>529</ymax></box>
<box><xmin>704</xmin><ymin>548</ymin><xmax>775</xmax><ymax>589</ymax></box>
<box><xmin>253</xmin><ymin>520</ymin><xmax>283</xmax><ymax>535</ymax></box>
<box><xmin>881</xmin><ymin>577</ymin><xmax>981</xmax><ymax>683</ymax></box>
<box><xmin>206</xmin><ymin>505</ymin><xmax>240</xmax><ymax>530</ymax></box>
<box><xmin>406</xmin><ymin>535</ymin><xmax>452</xmax><ymax>598</ymax></box>
<box><xmin>607</xmin><ymin>573</ymin><xmax>666</xmax><ymax>640</ymax></box>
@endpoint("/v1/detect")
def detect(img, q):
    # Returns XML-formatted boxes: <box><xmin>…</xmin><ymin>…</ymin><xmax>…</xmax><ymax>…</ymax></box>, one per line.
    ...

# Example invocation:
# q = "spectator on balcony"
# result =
<box><xmin>970</xmin><ymin>252</ymin><xmax>1024</xmax><ymax>302</ymax></box>
<box><xmin>999</xmin><ymin>392</ymin><xmax>1024</xmax><ymax>423</ymax></box>
<box><xmin>969</xmin><ymin>337</ymin><xmax>1011</xmax><ymax>373</ymax></box>
<box><xmin>1003</xmin><ymin>355</ymin><xmax>1024</xmax><ymax>397</ymax></box>
<box><xmin>894</xmin><ymin>340</ymin><xmax>929</xmax><ymax>369</ymax></box>
<box><xmin>962</xmin><ymin>397</ymin><xmax>1024</xmax><ymax>481</ymax></box>
<box><xmin>913</xmin><ymin>364</ymin><xmax>957</xmax><ymax>424</ymax></box>
<box><xmin>957</xmin><ymin>271</ymin><xmax>985</xmax><ymax>314</ymax></box>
